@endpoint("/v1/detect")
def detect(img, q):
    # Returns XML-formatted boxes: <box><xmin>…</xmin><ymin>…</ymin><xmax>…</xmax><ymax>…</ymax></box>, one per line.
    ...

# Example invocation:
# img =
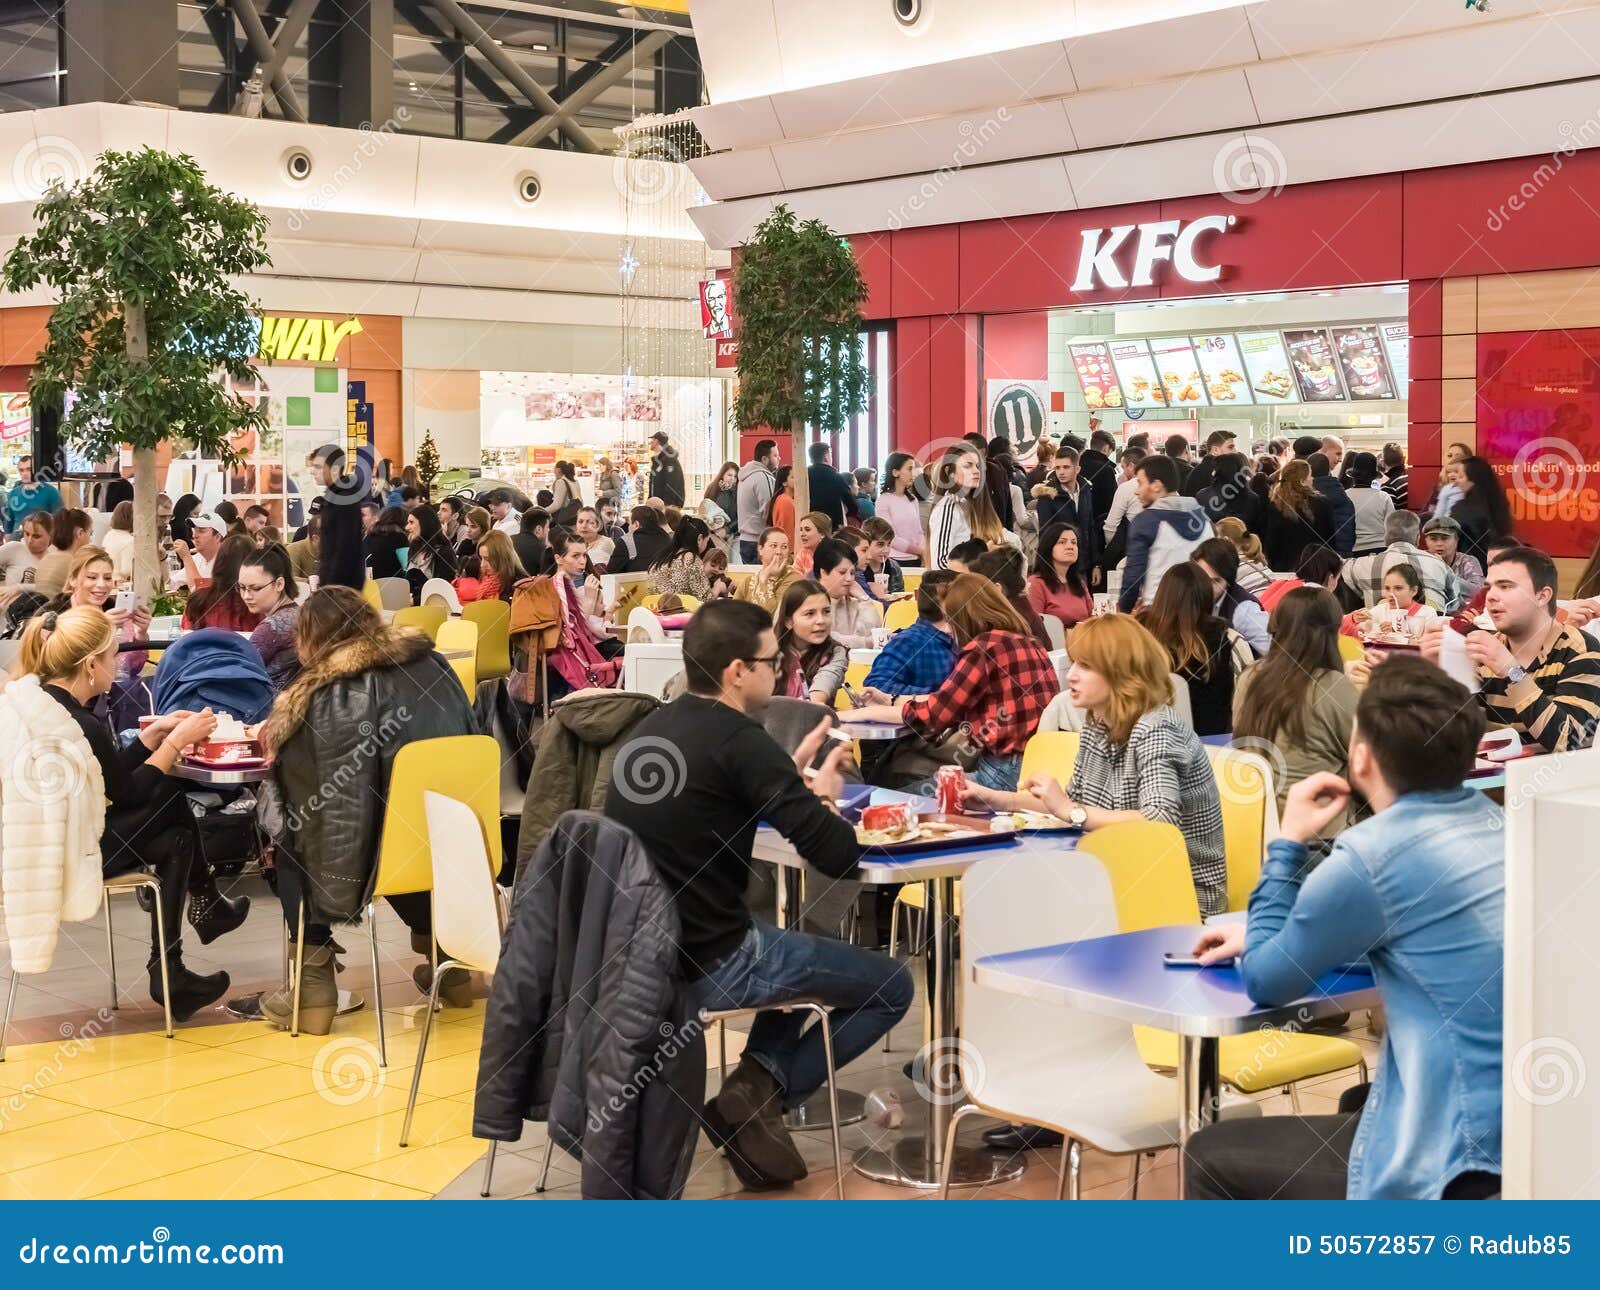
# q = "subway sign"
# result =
<box><xmin>252</xmin><ymin>315</ymin><xmax>364</xmax><ymax>363</ymax></box>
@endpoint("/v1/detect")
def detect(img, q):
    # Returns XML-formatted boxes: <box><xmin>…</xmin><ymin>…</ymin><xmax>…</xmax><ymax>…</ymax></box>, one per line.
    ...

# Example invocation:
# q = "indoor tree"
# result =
<box><xmin>1</xmin><ymin>147</ymin><xmax>272</xmax><ymax>601</ymax></box>
<box><xmin>732</xmin><ymin>204</ymin><xmax>870</xmax><ymax>516</ymax></box>
<box><xmin>414</xmin><ymin>429</ymin><xmax>442</xmax><ymax>495</ymax></box>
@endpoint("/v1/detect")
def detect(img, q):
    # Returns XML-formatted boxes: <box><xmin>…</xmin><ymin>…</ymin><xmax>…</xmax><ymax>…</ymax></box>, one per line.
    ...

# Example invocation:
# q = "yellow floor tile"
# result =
<box><xmin>43</xmin><ymin>1048</ymin><xmax>279</xmax><ymax>1109</ymax></box>
<box><xmin>0</xmin><ymin>1130</ymin><xmax>243</xmax><ymax>1200</ymax></box>
<box><xmin>164</xmin><ymin>1019</ymin><xmax>273</xmax><ymax>1048</ymax></box>
<box><xmin>96</xmin><ymin>1152</ymin><xmax>331</xmax><ymax>1200</ymax></box>
<box><xmin>0</xmin><ymin>1091</ymin><xmax>93</xmax><ymax>1133</ymax></box>
<box><xmin>0</xmin><ymin>1031</ymin><xmax>195</xmax><ymax>1089</ymax></box>
<box><xmin>117</xmin><ymin>1067</ymin><xmax>314</xmax><ymax>1130</ymax></box>
<box><xmin>261</xmin><ymin>1173</ymin><xmax>431</xmax><ymax>1200</ymax></box>
<box><xmin>0</xmin><ymin>1109</ymin><xmax>164</xmax><ymax>1172</ymax></box>
<box><xmin>349</xmin><ymin>1136</ymin><xmax>493</xmax><ymax>1192</ymax></box>
<box><xmin>369</xmin><ymin>1049</ymin><xmax>481</xmax><ymax>1099</ymax></box>
<box><xmin>186</xmin><ymin>1084</ymin><xmax>421</xmax><ymax>1152</ymax></box>
<box><xmin>265</xmin><ymin>1098</ymin><xmax>473</xmax><ymax>1172</ymax></box>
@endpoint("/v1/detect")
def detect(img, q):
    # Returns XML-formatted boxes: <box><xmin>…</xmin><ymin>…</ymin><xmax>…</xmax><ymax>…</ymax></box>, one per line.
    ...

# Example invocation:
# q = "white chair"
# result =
<box><xmin>375</xmin><ymin>577</ymin><xmax>412</xmax><ymax>611</ymax></box>
<box><xmin>1037</xmin><ymin>674</ymin><xmax>1192</xmax><ymax>734</ymax></box>
<box><xmin>400</xmin><ymin>792</ymin><xmax>505</xmax><ymax>1189</ymax></box>
<box><xmin>625</xmin><ymin>606</ymin><xmax>665</xmax><ymax>643</ymax></box>
<box><xmin>419</xmin><ymin>578</ymin><xmax>462</xmax><ymax>613</ymax></box>
<box><xmin>1040</xmin><ymin>614</ymin><xmax>1066</xmax><ymax>651</ymax></box>
<box><xmin>939</xmin><ymin>848</ymin><xmax>1258</xmax><ymax>1198</ymax></box>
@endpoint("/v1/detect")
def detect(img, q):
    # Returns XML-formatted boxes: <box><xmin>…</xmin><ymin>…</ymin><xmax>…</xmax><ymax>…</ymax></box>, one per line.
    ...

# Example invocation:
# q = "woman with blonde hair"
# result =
<box><xmin>1213</xmin><ymin>516</ymin><xmax>1272</xmax><ymax>594</ymax></box>
<box><xmin>1261</xmin><ymin>458</ymin><xmax>1334</xmax><ymax>573</ymax></box>
<box><xmin>0</xmin><ymin>606</ymin><xmax>242</xmax><ymax>1017</ymax></box>
<box><xmin>104</xmin><ymin>500</ymin><xmax>136</xmax><ymax>580</ymax></box>
<box><xmin>37</xmin><ymin>544</ymin><xmax>153</xmax><ymax>719</ymax></box>
<box><xmin>967</xmin><ymin>613</ymin><xmax>1227</xmax><ymax>915</ymax></box>
<box><xmin>475</xmin><ymin>529</ymin><xmax>527</xmax><ymax>602</ymax></box>
<box><xmin>928</xmin><ymin>443</ymin><xmax>1010</xmax><ymax>569</ymax></box>
<box><xmin>850</xmin><ymin>572</ymin><xmax>1055</xmax><ymax>790</ymax></box>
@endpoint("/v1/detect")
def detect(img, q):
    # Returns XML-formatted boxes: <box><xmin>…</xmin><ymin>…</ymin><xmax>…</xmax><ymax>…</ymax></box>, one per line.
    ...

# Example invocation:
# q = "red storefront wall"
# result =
<box><xmin>858</xmin><ymin>148</ymin><xmax>1600</xmax><ymax>556</ymax></box>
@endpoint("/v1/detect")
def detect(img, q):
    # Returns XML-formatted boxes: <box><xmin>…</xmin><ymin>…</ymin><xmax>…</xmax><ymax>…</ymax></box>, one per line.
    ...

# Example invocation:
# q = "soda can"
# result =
<box><xmin>935</xmin><ymin>764</ymin><xmax>965</xmax><ymax>814</ymax></box>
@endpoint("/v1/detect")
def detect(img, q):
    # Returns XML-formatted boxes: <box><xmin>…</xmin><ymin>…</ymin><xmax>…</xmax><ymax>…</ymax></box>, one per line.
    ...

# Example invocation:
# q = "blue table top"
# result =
<box><xmin>973</xmin><ymin>923</ymin><xmax>1380</xmax><ymax>1037</ymax></box>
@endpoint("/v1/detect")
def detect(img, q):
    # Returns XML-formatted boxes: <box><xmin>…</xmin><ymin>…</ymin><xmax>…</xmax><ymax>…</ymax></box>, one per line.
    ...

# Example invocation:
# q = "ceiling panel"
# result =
<box><xmin>690</xmin><ymin>95</ymin><xmax>784</xmax><ymax>153</ymax></box>
<box><xmin>688</xmin><ymin>147</ymin><xmax>785</xmax><ymax>202</ymax></box>
<box><xmin>1065</xmin><ymin>68</ymin><xmax>1258</xmax><ymax>151</ymax></box>
<box><xmin>1066</xmin><ymin>7</ymin><xmax>1258</xmax><ymax>93</ymax></box>
<box><xmin>1245</xmin><ymin>0</ymin><xmax>1600</xmax><ymax>60</ymax></box>
<box><xmin>1066</xmin><ymin>131</ymin><xmax>1242</xmax><ymax>208</ymax></box>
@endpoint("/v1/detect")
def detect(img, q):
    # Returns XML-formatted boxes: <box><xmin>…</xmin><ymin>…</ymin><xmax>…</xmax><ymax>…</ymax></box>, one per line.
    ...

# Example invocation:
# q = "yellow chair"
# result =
<box><xmin>834</xmin><ymin>662</ymin><xmax>871</xmax><ymax>712</ymax></box>
<box><xmin>362</xmin><ymin>579</ymin><xmax>382</xmax><ymax>609</ymax></box>
<box><xmin>437</xmin><ymin>618</ymin><xmax>479</xmax><ymax>694</ymax></box>
<box><xmin>1075</xmin><ymin>819</ymin><xmax>1367</xmax><ymax>1099</ymax></box>
<box><xmin>1019</xmin><ymin>730</ymin><xmax>1080</xmax><ymax>788</ymax></box>
<box><xmin>392</xmin><ymin>604</ymin><xmax>447</xmax><ymax>642</ymax></box>
<box><xmin>1205</xmin><ymin>746</ymin><xmax>1279</xmax><ymax>913</ymax></box>
<box><xmin>289</xmin><ymin>736</ymin><xmax>504</xmax><ymax>1066</ymax></box>
<box><xmin>461</xmin><ymin>599</ymin><xmax>512</xmax><ymax>681</ymax></box>
<box><xmin>884</xmin><ymin>598</ymin><xmax>918</xmax><ymax>632</ymax></box>
<box><xmin>1337</xmin><ymin>635</ymin><xmax>1365</xmax><ymax>663</ymax></box>
<box><xmin>901</xmin><ymin>571</ymin><xmax>923</xmax><ymax>594</ymax></box>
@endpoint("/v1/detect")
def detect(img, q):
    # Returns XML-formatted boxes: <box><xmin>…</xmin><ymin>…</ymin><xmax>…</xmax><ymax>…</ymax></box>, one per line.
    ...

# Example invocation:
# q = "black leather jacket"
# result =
<box><xmin>259</xmin><ymin>629</ymin><xmax>477</xmax><ymax>922</ymax></box>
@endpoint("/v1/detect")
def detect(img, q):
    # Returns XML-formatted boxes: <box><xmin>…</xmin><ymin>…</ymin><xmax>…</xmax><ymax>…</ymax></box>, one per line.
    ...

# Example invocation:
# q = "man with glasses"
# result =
<box><xmin>605</xmin><ymin>599</ymin><xmax>912</xmax><ymax>1192</ymax></box>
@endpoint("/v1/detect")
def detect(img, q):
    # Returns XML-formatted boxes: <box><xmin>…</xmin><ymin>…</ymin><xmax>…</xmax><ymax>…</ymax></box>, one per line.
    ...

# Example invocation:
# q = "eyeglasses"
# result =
<box><xmin>237</xmin><ymin>580</ymin><xmax>279</xmax><ymax>595</ymax></box>
<box><xmin>742</xmin><ymin>653</ymin><xmax>782</xmax><ymax>670</ymax></box>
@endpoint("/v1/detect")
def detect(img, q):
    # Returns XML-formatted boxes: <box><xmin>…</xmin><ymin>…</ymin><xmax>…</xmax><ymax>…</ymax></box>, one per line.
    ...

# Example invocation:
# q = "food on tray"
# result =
<box><xmin>917</xmin><ymin>819</ymin><xmax>983</xmax><ymax>840</ymax></box>
<box><xmin>857</xmin><ymin>803</ymin><xmax>919</xmax><ymax>845</ymax></box>
<box><xmin>1011</xmin><ymin>810</ymin><xmax>1068</xmax><ymax>831</ymax></box>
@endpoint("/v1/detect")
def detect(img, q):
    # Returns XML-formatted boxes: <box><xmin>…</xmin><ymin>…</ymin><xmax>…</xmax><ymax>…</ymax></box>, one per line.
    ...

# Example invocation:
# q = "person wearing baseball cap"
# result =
<box><xmin>646</xmin><ymin>430</ymin><xmax>685</xmax><ymax>507</ymax></box>
<box><xmin>173</xmin><ymin>509</ymin><xmax>228</xmax><ymax>587</ymax></box>
<box><xmin>1420</xmin><ymin>514</ymin><xmax>1484</xmax><ymax>601</ymax></box>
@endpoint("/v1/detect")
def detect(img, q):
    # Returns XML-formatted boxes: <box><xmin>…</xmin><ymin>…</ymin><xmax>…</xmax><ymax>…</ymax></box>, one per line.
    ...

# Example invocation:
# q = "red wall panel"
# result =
<box><xmin>1409</xmin><ymin>334</ymin><xmax>1442</xmax><ymax>383</ymax></box>
<box><xmin>927</xmin><ymin>315</ymin><xmax>980</xmax><ymax>448</ymax></box>
<box><xmin>958</xmin><ymin>206</ymin><xmax>1162</xmax><ymax>314</ymax></box>
<box><xmin>891</xmin><ymin>225</ymin><xmax>962</xmax><ymax>316</ymax></box>
<box><xmin>852</xmin><ymin>232</ymin><xmax>894</xmax><ymax>320</ymax></box>
<box><xmin>893</xmin><ymin>316</ymin><xmax>933</xmax><ymax>458</ymax></box>
<box><xmin>981</xmin><ymin>311</ymin><xmax>1048</xmax><ymax>381</ymax></box>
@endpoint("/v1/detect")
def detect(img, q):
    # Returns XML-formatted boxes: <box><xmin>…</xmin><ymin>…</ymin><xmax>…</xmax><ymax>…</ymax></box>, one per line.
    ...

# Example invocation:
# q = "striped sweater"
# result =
<box><xmin>1477</xmin><ymin>621</ymin><xmax>1600</xmax><ymax>753</ymax></box>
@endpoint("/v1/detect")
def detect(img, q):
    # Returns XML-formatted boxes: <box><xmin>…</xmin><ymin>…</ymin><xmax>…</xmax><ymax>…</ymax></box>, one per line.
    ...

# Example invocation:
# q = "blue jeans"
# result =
<box><xmin>738</xmin><ymin>540</ymin><xmax>759</xmax><ymax>564</ymax></box>
<box><xmin>690</xmin><ymin>921</ymin><xmax>912</xmax><ymax>1109</ymax></box>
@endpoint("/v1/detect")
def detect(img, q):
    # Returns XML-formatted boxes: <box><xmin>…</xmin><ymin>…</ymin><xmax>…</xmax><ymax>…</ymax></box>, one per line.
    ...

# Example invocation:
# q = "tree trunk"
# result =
<box><xmin>790</xmin><ymin>415</ymin><xmax>810</xmax><ymax>518</ymax></box>
<box><xmin>123</xmin><ymin>303</ymin><xmax>160</xmax><ymax>602</ymax></box>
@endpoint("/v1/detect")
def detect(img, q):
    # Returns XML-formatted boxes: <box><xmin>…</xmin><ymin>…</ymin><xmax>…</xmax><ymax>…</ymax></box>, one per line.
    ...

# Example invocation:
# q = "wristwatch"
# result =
<box><xmin>1506</xmin><ymin>664</ymin><xmax>1528</xmax><ymax>684</ymax></box>
<box><xmin>1066</xmin><ymin>804</ymin><xmax>1088</xmax><ymax>828</ymax></box>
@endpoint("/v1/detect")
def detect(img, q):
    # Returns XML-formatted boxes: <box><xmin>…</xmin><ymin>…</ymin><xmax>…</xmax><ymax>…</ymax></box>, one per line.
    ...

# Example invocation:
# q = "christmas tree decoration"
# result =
<box><xmin>415</xmin><ymin>429</ymin><xmax>441</xmax><ymax>491</ymax></box>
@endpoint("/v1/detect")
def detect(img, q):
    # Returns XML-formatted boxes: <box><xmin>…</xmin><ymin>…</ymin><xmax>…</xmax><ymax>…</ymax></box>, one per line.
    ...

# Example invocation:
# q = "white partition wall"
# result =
<box><xmin>1503</xmin><ymin>748</ymin><xmax>1600</xmax><ymax>1199</ymax></box>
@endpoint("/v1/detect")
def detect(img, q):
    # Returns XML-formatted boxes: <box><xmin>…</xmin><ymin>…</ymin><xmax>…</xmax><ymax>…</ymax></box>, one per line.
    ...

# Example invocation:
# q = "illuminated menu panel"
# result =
<box><xmin>1236</xmin><ymin>330</ymin><xmax>1296</xmax><ymax>403</ymax></box>
<box><xmin>1190</xmin><ymin>333</ymin><xmax>1254</xmax><ymax>405</ymax></box>
<box><xmin>1107</xmin><ymin>339</ymin><xmax>1167</xmax><ymax>409</ymax></box>
<box><xmin>1331</xmin><ymin>324</ymin><xmax>1397</xmax><ymax>400</ymax></box>
<box><xmin>1068</xmin><ymin>342</ymin><xmax>1125</xmax><ymax>412</ymax></box>
<box><xmin>1148</xmin><ymin>335</ymin><xmax>1209</xmax><ymax>407</ymax></box>
<box><xmin>1283</xmin><ymin>328</ymin><xmax>1347</xmax><ymax>402</ymax></box>
<box><xmin>1380</xmin><ymin>321</ymin><xmax>1410</xmax><ymax>391</ymax></box>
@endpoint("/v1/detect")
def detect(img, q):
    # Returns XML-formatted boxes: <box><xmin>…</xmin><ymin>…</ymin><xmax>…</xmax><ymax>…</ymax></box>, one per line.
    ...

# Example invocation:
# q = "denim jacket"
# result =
<box><xmin>1242</xmin><ymin>787</ymin><xmax>1504</xmax><ymax>1199</ymax></box>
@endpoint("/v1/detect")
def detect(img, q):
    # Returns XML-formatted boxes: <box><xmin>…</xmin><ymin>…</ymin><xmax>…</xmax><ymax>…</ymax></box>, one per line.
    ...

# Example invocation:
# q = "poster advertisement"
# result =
<box><xmin>1068</xmin><ymin>342</ymin><xmax>1124</xmax><ymax>412</ymax></box>
<box><xmin>1190</xmin><ymin>334</ymin><xmax>1254</xmax><ymax>405</ymax></box>
<box><xmin>986</xmin><ymin>379</ymin><xmax>1047</xmax><ymax>462</ymax></box>
<box><xmin>1477</xmin><ymin>328</ymin><xmax>1600</xmax><ymax>557</ymax></box>
<box><xmin>1283</xmin><ymin>328</ymin><xmax>1347</xmax><ymax>402</ymax></box>
<box><xmin>1108</xmin><ymin>339</ymin><xmax>1167</xmax><ymax>409</ymax></box>
<box><xmin>1331</xmin><ymin>324</ymin><xmax>1398</xmax><ymax>400</ymax></box>
<box><xmin>1235</xmin><ymin>331</ymin><xmax>1296</xmax><ymax>403</ymax></box>
<box><xmin>1380</xmin><ymin>321</ymin><xmax>1411</xmax><ymax>391</ymax></box>
<box><xmin>1147</xmin><ymin>336</ymin><xmax>1209</xmax><ymax>407</ymax></box>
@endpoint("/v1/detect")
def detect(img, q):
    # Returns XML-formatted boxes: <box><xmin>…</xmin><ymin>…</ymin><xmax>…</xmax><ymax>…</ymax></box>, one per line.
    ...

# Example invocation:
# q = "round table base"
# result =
<box><xmin>784</xmin><ymin>1088</ymin><xmax>865</xmax><ymax>1131</ymax></box>
<box><xmin>852</xmin><ymin>1139</ymin><xmax>1024</xmax><ymax>1191</ymax></box>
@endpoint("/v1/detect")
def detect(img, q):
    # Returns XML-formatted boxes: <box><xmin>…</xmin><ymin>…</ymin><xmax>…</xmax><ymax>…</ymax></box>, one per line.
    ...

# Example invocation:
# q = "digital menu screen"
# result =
<box><xmin>1330</xmin><ymin>324</ymin><xmax>1397</xmax><ymax>400</ymax></box>
<box><xmin>1283</xmin><ymin>328</ymin><xmax>1347</xmax><ymax>402</ymax></box>
<box><xmin>1068</xmin><ymin>342</ymin><xmax>1125</xmax><ymax>412</ymax></box>
<box><xmin>1147</xmin><ymin>336</ymin><xmax>1209</xmax><ymax>407</ymax></box>
<box><xmin>1107</xmin><ymin>339</ymin><xmax>1167</xmax><ymax>409</ymax></box>
<box><xmin>1236</xmin><ymin>331</ymin><xmax>1296</xmax><ymax>403</ymax></box>
<box><xmin>1190</xmin><ymin>334</ymin><xmax>1254</xmax><ymax>405</ymax></box>
<box><xmin>1380</xmin><ymin>321</ymin><xmax>1410</xmax><ymax>391</ymax></box>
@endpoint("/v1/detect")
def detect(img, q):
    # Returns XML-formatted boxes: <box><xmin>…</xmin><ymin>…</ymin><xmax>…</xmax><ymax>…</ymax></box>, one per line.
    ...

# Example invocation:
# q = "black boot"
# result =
<box><xmin>148</xmin><ymin>957</ymin><xmax>230</xmax><ymax>1023</ymax></box>
<box><xmin>714</xmin><ymin>1060</ymin><xmax>806</xmax><ymax>1184</ymax></box>
<box><xmin>187</xmin><ymin>877</ymin><xmax>250</xmax><ymax>946</ymax></box>
<box><xmin>701</xmin><ymin>1098</ymin><xmax>794</xmax><ymax>1191</ymax></box>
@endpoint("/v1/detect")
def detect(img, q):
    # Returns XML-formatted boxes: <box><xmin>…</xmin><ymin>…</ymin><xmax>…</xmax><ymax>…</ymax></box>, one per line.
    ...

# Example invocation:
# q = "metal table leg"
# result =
<box><xmin>852</xmin><ymin>874</ymin><xmax>1023</xmax><ymax>1190</ymax></box>
<box><xmin>771</xmin><ymin>865</ymin><xmax>865</xmax><ymax>1132</ymax></box>
<box><xmin>1176</xmin><ymin>1035</ymin><xmax>1221</xmax><ymax>1199</ymax></box>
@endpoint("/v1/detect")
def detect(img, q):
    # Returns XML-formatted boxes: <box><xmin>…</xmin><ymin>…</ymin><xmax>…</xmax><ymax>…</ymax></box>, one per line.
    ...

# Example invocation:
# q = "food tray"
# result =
<box><xmin>847</xmin><ymin>809</ymin><xmax>1020</xmax><ymax>857</ymax></box>
<box><xmin>1007</xmin><ymin>810</ymin><xmax>1083</xmax><ymax>834</ymax></box>
<box><xmin>182</xmin><ymin>750</ymin><xmax>268</xmax><ymax>770</ymax></box>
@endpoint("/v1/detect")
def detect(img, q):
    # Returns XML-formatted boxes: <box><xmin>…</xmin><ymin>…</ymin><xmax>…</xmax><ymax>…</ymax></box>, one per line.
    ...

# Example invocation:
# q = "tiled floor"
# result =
<box><xmin>2</xmin><ymin>874</ymin><xmax>1378</xmax><ymax>1200</ymax></box>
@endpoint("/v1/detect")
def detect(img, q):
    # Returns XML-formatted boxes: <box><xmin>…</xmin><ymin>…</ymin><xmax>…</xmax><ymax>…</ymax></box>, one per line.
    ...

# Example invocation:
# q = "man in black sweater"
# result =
<box><xmin>605</xmin><ymin>600</ymin><xmax>912</xmax><ymax>1190</ymax></box>
<box><xmin>805</xmin><ymin>441</ymin><xmax>854</xmax><ymax>528</ymax></box>
<box><xmin>307</xmin><ymin>443</ymin><xmax>365</xmax><ymax>590</ymax></box>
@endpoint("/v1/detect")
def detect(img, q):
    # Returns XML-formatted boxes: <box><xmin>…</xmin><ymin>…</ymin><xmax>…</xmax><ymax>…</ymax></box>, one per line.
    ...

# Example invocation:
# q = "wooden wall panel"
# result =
<box><xmin>1476</xmin><ymin>268</ymin><xmax>1600</xmax><ymax>333</ymax></box>
<box><xmin>1441</xmin><ymin>277</ymin><xmax>1477</xmax><ymax>334</ymax></box>
<box><xmin>1441</xmin><ymin>334</ymin><xmax>1476</xmax><ymax>379</ymax></box>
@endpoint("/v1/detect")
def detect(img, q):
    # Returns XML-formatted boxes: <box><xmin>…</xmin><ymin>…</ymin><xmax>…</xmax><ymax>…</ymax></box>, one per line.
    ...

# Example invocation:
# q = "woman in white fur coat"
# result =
<box><xmin>0</xmin><ymin>607</ymin><xmax>247</xmax><ymax>1020</ymax></box>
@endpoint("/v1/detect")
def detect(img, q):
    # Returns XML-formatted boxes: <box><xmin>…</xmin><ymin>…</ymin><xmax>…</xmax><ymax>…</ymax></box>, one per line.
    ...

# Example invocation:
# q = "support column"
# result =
<box><xmin>63</xmin><ymin>0</ymin><xmax>178</xmax><ymax>106</ymax></box>
<box><xmin>331</xmin><ymin>0</ymin><xmax>395</xmax><ymax>129</ymax></box>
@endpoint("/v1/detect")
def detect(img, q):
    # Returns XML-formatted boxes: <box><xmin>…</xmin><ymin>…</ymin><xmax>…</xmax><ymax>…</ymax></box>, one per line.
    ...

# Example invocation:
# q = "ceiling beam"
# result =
<box><xmin>508</xmin><ymin>27</ymin><xmax>669</xmax><ymax>147</ymax></box>
<box><xmin>231</xmin><ymin>0</ymin><xmax>308</xmax><ymax>122</ymax></box>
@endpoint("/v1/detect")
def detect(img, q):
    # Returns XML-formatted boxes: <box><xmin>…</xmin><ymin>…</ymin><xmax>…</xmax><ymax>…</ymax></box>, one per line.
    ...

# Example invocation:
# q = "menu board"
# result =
<box><xmin>1190</xmin><ymin>334</ymin><xmax>1254</xmax><ymax>405</ymax></box>
<box><xmin>1380</xmin><ymin>321</ymin><xmax>1410</xmax><ymax>391</ymax></box>
<box><xmin>1147</xmin><ymin>335</ymin><xmax>1208</xmax><ymax>407</ymax></box>
<box><xmin>1068</xmin><ymin>342</ymin><xmax>1125</xmax><ymax>412</ymax></box>
<box><xmin>1236</xmin><ymin>330</ymin><xmax>1297</xmax><ymax>403</ymax></box>
<box><xmin>1107</xmin><ymin>339</ymin><xmax>1167</xmax><ymax>409</ymax></box>
<box><xmin>1283</xmin><ymin>328</ymin><xmax>1347</xmax><ymax>402</ymax></box>
<box><xmin>1331</xmin><ymin>324</ymin><xmax>1397</xmax><ymax>399</ymax></box>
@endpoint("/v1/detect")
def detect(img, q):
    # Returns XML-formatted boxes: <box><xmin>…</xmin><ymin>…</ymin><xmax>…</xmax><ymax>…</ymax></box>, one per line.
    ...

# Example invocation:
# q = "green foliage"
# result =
<box><xmin>0</xmin><ymin>147</ymin><xmax>271</xmax><ymax>464</ymax></box>
<box><xmin>732</xmin><ymin>205</ymin><xmax>870</xmax><ymax>433</ymax></box>
<box><xmin>415</xmin><ymin>429</ymin><xmax>441</xmax><ymax>487</ymax></box>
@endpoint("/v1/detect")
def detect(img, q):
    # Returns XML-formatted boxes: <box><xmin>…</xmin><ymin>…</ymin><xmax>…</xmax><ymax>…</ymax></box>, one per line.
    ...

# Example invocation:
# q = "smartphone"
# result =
<box><xmin>1163</xmin><ymin>952</ymin><xmax>1232</xmax><ymax>968</ymax></box>
<box><xmin>113</xmin><ymin>589</ymin><xmax>137</xmax><ymax>615</ymax></box>
<box><xmin>839</xmin><ymin>681</ymin><xmax>863</xmax><ymax>709</ymax></box>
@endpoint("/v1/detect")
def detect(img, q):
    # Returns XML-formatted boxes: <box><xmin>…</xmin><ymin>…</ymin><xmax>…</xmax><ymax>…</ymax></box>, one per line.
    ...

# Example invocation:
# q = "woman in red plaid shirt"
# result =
<box><xmin>852</xmin><ymin>573</ymin><xmax>1057</xmax><ymax>791</ymax></box>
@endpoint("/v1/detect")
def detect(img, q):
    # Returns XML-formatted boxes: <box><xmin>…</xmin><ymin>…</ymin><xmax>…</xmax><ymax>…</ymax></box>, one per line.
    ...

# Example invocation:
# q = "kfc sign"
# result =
<box><xmin>1071</xmin><ymin>214</ymin><xmax>1236</xmax><ymax>292</ymax></box>
<box><xmin>700</xmin><ymin>278</ymin><xmax>733</xmax><ymax>339</ymax></box>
